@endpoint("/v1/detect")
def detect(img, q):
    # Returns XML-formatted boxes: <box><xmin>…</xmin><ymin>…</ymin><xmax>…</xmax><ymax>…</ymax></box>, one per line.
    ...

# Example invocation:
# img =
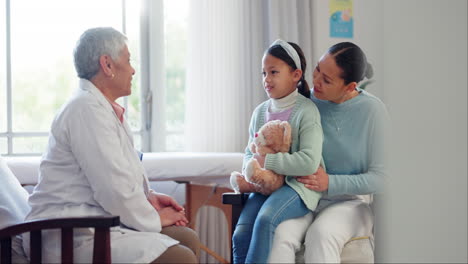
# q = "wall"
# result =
<box><xmin>381</xmin><ymin>0</ymin><xmax>467</xmax><ymax>262</ymax></box>
<box><xmin>311</xmin><ymin>0</ymin><xmax>385</xmax><ymax>100</ymax></box>
<box><xmin>312</xmin><ymin>0</ymin><xmax>467</xmax><ymax>262</ymax></box>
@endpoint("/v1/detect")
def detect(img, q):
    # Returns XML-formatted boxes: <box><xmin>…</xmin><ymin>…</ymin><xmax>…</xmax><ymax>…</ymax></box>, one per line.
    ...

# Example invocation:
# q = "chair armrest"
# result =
<box><xmin>222</xmin><ymin>193</ymin><xmax>249</xmax><ymax>264</ymax></box>
<box><xmin>0</xmin><ymin>216</ymin><xmax>119</xmax><ymax>264</ymax></box>
<box><xmin>222</xmin><ymin>193</ymin><xmax>249</xmax><ymax>235</ymax></box>
<box><xmin>222</xmin><ymin>192</ymin><xmax>249</xmax><ymax>205</ymax></box>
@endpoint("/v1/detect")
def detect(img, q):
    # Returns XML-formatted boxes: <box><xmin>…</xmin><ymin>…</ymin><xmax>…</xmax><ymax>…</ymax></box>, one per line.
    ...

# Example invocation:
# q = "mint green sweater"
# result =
<box><xmin>244</xmin><ymin>95</ymin><xmax>324</xmax><ymax>210</ymax></box>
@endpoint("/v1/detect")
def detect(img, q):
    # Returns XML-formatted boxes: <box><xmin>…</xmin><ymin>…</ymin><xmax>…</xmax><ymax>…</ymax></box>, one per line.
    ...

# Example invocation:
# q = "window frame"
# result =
<box><xmin>1</xmin><ymin>0</ymin><xmax>147</xmax><ymax>156</ymax></box>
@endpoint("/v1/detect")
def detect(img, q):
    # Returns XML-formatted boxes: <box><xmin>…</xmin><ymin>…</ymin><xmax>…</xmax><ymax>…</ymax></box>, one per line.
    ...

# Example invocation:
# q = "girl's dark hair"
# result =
<box><xmin>328</xmin><ymin>42</ymin><xmax>373</xmax><ymax>85</ymax></box>
<box><xmin>266</xmin><ymin>42</ymin><xmax>310</xmax><ymax>98</ymax></box>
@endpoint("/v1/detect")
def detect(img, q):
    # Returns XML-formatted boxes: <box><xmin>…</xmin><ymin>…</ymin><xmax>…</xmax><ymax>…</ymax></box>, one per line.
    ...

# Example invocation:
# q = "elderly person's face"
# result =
<box><xmin>111</xmin><ymin>45</ymin><xmax>135</xmax><ymax>98</ymax></box>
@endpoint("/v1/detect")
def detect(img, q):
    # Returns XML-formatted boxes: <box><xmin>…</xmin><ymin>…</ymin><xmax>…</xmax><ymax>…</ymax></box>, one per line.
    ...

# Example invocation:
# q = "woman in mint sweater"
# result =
<box><xmin>270</xmin><ymin>42</ymin><xmax>388</xmax><ymax>263</ymax></box>
<box><xmin>231</xmin><ymin>39</ymin><xmax>324</xmax><ymax>264</ymax></box>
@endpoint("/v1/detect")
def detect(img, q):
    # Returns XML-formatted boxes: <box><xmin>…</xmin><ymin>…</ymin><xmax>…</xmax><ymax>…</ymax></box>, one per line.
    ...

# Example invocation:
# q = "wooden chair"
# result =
<box><xmin>222</xmin><ymin>192</ymin><xmax>375</xmax><ymax>263</ymax></box>
<box><xmin>222</xmin><ymin>193</ymin><xmax>249</xmax><ymax>240</ymax></box>
<box><xmin>0</xmin><ymin>216</ymin><xmax>120</xmax><ymax>264</ymax></box>
<box><xmin>0</xmin><ymin>156</ymin><xmax>120</xmax><ymax>264</ymax></box>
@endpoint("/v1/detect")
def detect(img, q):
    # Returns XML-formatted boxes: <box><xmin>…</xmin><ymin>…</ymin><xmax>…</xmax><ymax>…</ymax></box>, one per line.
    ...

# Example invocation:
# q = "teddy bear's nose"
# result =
<box><xmin>255</xmin><ymin>133</ymin><xmax>258</xmax><ymax>138</ymax></box>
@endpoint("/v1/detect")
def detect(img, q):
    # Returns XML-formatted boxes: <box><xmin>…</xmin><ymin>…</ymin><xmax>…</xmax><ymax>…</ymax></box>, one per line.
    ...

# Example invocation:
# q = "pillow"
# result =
<box><xmin>0</xmin><ymin>155</ymin><xmax>31</xmax><ymax>262</ymax></box>
<box><xmin>0</xmin><ymin>155</ymin><xmax>31</xmax><ymax>229</ymax></box>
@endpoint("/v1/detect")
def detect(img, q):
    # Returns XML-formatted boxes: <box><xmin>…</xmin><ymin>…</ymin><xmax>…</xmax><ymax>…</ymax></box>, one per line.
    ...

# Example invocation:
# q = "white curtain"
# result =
<box><xmin>185</xmin><ymin>0</ymin><xmax>313</xmax><ymax>153</ymax></box>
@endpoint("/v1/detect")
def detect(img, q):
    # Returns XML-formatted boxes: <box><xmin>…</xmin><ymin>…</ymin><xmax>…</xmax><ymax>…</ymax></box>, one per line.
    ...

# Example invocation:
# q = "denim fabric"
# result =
<box><xmin>232</xmin><ymin>185</ymin><xmax>309</xmax><ymax>264</ymax></box>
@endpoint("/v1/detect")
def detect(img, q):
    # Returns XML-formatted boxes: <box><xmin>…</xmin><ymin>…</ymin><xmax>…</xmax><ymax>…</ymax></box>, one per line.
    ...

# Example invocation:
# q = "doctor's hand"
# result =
<box><xmin>159</xmin><ymin>207</ymin><xmax>189</xmax><ymax>227</ymax></box>
<box><xmin>295</xmin><ymin>166</ymin><xmax>329</xmax><ymax>192</ymax></box>
<box><xmin>148</xmin><ymin>190</ymin><xmax>184</xmax><ymax>212</ymax></box>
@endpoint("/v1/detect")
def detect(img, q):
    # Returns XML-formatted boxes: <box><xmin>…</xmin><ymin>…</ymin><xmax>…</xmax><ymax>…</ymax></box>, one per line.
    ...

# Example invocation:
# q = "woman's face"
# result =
<box><xmin>262</xmin><ymin>54</ymin><xmax>301</xmax><ymax>99</ymax></box>
<box><xmin>312</xmin><ymin>53</ymin><xmax>350</xmax><ymax>103</ymax></box>
<box><xmin>112</xmin><ymin>45</ymin><xmax>135</xmax><ymax>98</ymax></box>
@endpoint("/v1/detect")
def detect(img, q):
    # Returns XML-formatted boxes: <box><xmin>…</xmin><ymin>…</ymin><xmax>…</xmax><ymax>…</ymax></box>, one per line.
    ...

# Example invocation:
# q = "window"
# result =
<box><xmin>1</xmin><ymin>0</ymin><xmax>138</xmax><ymax>155</ymax></box>
<box><xmin>0</xmin><ymin>0</ymin><xmax>7</xmax><ymax>154</ymax></box>
<box><xmin>163</xmin><ymin>0</ymin><xmax>188</xmax><ymax>151</ymax></box>
<box><xmin>1</xmin><ymin>0</ymin><xmax>188</xmax><ymax>155</ymax></box>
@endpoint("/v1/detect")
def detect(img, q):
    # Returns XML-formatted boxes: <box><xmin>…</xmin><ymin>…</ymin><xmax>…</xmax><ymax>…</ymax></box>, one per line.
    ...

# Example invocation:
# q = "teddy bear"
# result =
<box><xmin>230</xmin><ymin>120</ymin><xmax>292</xmax><ymax>196</ymax></box>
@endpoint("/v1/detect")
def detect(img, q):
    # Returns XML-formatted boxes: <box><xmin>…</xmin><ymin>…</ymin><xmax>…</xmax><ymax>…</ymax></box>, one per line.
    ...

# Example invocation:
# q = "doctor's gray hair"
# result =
<box><xmin>73</xmin><ymin>27</ymin><xmax>128</xmax><ymax>80</ymax></box>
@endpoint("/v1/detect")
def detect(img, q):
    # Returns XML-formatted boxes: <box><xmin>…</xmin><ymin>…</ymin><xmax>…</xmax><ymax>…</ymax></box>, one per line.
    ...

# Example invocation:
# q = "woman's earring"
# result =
<box><xmin>111</xmin><ymin>73</ymin><xmax>115</xmax><ymax>79</ymax></box>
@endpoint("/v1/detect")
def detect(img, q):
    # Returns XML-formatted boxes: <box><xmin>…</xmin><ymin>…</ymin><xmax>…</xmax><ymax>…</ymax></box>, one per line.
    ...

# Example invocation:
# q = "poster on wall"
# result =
<box><xmin>329</xmin><ymin>0</ymin><xmax>353</xmax><ymax>38</ymax></box>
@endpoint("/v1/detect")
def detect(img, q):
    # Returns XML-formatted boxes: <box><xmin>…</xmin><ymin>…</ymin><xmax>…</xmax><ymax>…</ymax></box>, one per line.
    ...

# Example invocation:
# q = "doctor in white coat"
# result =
<box><xmin>24</xmin><ymin>27</ymin><xmax>199</xmax><ymax>263</ymax></box>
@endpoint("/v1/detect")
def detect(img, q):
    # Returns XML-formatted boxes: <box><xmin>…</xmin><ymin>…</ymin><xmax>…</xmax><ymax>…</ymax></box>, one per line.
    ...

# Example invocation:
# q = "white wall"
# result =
<box><xmin>381</xmin><ymin>0</ymin><xmax>467</xmax><ymax>262</ymax></box>
<box><xmin>312</xmin><ymin>0</ymin><xmax>467</xmax><ymax>262</ymax></box>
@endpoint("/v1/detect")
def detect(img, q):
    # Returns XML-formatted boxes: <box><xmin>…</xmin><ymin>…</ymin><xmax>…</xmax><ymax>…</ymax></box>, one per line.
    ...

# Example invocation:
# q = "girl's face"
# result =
<box><xmin>262</xmin><ymin>54</ymin><xmax>301</xmax><ymax>99</ymax></box>
<box><xmin>312</xmin><ymin>53</ymin><xmax>355</xmax><ymax>103</ymax></box>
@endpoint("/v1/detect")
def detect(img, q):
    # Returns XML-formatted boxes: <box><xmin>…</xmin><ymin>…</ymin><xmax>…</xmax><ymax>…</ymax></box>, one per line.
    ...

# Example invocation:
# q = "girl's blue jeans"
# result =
<box><xmin>232</xmin><ymin>185</ymin><xmax>309</xmax><ymax>264</ymax></box>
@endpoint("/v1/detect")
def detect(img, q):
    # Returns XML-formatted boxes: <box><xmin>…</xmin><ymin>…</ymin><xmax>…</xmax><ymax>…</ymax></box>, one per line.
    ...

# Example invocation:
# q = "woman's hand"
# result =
<box><xmin>148</xmin><ymin>190</ymin><xmax>184</xmax><ymax>212</ymax></box>
<box><xmin>296</xmin><ymin>166</ymin><xmax>329</xmax><ymax>192</ymax></box>
<box><xmin>158</xmin><ymin>206</ymin><xmax>189</xmax><ymax>227</ymax></box>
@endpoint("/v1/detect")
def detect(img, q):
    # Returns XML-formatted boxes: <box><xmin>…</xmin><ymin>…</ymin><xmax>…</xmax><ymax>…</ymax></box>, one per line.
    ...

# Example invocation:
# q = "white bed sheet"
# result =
<box><xmin>5</xmin><ymin>152</ymin><xmax>244</xmax><ymax>187</ymax></box>
<box><xmin>142</xmin><ymin>152</ymin><xmax>243</xmax><ymax>186</ymax></box>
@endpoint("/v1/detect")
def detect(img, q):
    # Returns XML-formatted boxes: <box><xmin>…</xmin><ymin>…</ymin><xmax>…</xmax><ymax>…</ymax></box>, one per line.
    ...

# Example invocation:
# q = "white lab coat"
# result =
<box><xmin>23</xmin><ymin>79</ymin><xmax>178</xmax><ymax>263</ymax></box>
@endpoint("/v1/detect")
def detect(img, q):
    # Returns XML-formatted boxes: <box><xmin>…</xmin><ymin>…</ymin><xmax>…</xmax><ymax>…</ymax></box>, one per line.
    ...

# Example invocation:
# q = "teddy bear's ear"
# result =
<box><xmin>281</xmin><ymin>121</ymin><xmax>292</xmax><ymax>145</ymax></box>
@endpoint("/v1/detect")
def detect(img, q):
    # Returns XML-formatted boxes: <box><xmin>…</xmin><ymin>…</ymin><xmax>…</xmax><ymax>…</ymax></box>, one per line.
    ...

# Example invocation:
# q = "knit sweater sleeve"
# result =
<box><xmin>328</xmin><ymin>100</ymin><xmax>389</xmax><ymax>196</ymax></box>
<box><xmin>265</xmin><ymin>99</ymin><xmax>323</xmax><ymax>176</ymax></box>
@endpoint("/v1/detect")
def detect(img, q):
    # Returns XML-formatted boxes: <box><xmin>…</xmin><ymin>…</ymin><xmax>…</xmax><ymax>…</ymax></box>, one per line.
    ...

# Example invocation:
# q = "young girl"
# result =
<box><xmin>231</xmin><ymin>39</ymin><xmax>324</xmax><ymax>264</ymax></box>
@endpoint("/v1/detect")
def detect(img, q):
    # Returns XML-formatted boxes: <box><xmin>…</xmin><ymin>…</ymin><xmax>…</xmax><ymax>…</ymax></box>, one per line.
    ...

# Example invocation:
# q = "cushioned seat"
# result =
<box><xmin>222</xmin><ymin>192</ymin><xmax>374</xmax><ymax>263</ymax></box>
<box><xmin>294</xmin><ymin>237</ymin><xmax>374</xmax><ymax>263</ymax></box>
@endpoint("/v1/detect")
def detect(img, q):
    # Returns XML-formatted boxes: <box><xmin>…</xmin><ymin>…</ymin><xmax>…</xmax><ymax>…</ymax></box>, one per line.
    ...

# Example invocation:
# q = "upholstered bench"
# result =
<box><xmin>223</xmin><ymin>193</ymin><xmax>375</xmax><ymax>263</ymax></box>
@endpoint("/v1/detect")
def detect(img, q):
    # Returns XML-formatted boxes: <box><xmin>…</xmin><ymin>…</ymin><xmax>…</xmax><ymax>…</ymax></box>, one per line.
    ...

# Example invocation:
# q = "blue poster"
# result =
<box><xmin>330</xmin><ymin>0</ymin><xmax>353</xmax><ymax>38</ymax></box>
